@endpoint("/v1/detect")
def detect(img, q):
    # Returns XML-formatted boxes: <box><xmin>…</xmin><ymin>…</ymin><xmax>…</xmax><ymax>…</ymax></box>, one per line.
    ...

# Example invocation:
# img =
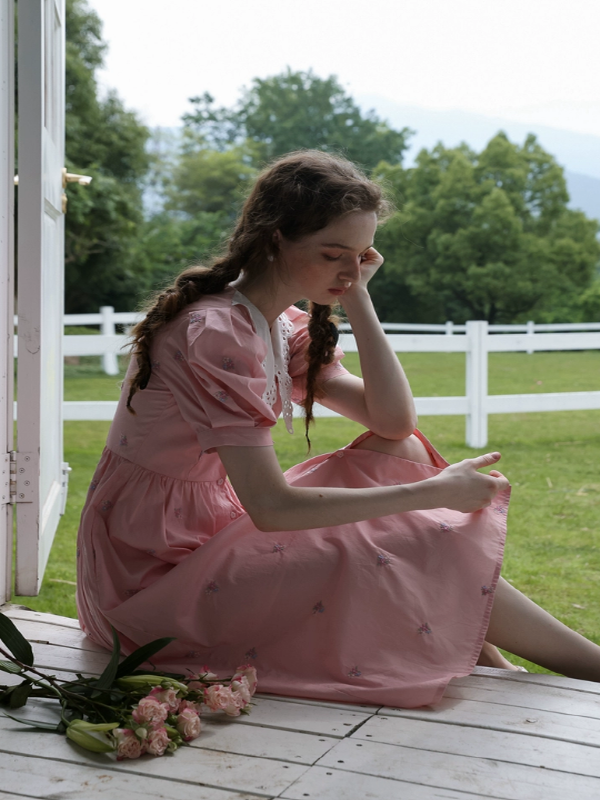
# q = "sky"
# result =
<box><xmin>88</xmin><ymin>0</ymin><xmax>600</xmax><ymax>138</ymax></box>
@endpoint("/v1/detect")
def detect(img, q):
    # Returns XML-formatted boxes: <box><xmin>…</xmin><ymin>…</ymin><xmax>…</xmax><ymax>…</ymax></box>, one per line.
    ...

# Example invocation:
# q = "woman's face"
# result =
<box><xmin>275</xmin><ymin>211</ymin><xmax>378</xmax><ymax>305</ymax></box>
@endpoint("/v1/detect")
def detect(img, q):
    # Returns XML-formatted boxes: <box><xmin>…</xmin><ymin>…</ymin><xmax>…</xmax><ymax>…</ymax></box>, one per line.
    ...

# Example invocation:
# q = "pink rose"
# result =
<box><xmin>233</xmin><ymin>665</ymin><xmax>258</xmax><ymax>695</ymax></box>
<box><xmin>178</xmin><ymin>698</ymin><xmax>201</xmax><ymax>714</ymax></box>
<box><xmin>114</xmin><ymin>728</ymin><xmax>144</xmax><ymax>760</ymax></box>
<box><xmin>186</xmin><ymin>680</ymin><xmax>205</xmax><ymax>691</ymax></box>
<box><xmin>204</xmin><ymin>685</ymin><xmax>246</xmax><ymax>717</ymax></box>
<box><xmin>146</xmin><ymin>726</ymin><xmax>170</xmax><ymax>757</ymax></box>
<box><xmin>231</xmin><ymin>676</ymin><xmax>252</xmax><ymax>706</ymax></box>
<box><xmin>176</xmin><ymin>707</ymin><xmax>202</xmax><ymax>741</ymax></box>
<box><xmin>132</xmin><ymin>696</ymin><xmax>168</xmax><ymax>727</ymax></box>
<box><xmin>149</xmin><ymin>686</ymin><xmax>180</xmax><ymax>713</ymax></box>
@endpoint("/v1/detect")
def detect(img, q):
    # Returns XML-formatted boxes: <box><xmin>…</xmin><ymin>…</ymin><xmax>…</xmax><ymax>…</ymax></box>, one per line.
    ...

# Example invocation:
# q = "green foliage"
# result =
<box><xmin>372</xmin><ymin>133</ymin><xmax>600</xmax><ymax>323</ymax></box>
<box><xmin>183</xmin><ymin>70</ymin><xmax>413</xmax><ymax>170</ymax></box>
<box><xmin>64</xmin><ymin>0</ymin><xmax>151</xmax><ymax>312</ymax></box>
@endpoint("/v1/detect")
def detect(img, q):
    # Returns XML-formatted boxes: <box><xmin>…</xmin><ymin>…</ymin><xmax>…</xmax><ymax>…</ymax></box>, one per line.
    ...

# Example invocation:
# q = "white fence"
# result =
<box><xmin>14</xmin><ymin>307</ymin><xmax>600</xmax><ymax>448</ymax></box>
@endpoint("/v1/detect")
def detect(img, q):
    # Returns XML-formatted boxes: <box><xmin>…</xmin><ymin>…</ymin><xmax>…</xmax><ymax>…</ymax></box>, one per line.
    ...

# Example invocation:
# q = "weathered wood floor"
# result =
<box><xmin>1</xmin><ymin>605</ymin><xmax>600</xmax><ymax>799</ymax></box>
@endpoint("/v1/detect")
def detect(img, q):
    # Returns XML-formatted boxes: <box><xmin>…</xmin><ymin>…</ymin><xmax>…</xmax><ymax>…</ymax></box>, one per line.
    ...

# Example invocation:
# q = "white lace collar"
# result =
<box><xmin>231</xmin><ymin>289</ymin><xmax>295</xmax><ymax>434</ymax></box>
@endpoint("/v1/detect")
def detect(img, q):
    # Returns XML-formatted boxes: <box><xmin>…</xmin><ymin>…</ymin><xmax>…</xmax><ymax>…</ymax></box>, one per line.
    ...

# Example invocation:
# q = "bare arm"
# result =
<box><xmin>318</xmin><ymin>249</ymin><xmax>416</xmax><ymax>439</ymax></box>
<box><xmin>217</xmin><ymin>444</ymin><xmax>509</xmax><ymax>532</ymax></box>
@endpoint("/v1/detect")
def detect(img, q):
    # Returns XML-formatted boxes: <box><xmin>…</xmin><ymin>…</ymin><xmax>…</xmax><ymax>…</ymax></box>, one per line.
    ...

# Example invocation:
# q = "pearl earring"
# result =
<box><xmin>267</xmin><ymin>254</ymin><xmax>274</xmax><ymax>262</ymax></box>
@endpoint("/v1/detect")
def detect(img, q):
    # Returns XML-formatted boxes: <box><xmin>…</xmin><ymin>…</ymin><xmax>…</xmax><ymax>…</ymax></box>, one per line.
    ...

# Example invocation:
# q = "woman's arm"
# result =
<box><xmin>318</xmin><ymin>249</ymin><xmax>417</xmax><ymax>439</ymax></box>
<box><xmin>217</xmin><ymin>444</ymin><xmax>509</xmax><ymax>532</ymax></box>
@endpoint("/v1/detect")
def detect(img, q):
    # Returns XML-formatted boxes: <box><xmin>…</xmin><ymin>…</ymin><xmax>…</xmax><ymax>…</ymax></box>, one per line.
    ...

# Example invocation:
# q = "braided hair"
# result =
<box><xmin>127</xmin><ymin>150</ymin><xmax>391</xmax><ymax>443</ymax></box>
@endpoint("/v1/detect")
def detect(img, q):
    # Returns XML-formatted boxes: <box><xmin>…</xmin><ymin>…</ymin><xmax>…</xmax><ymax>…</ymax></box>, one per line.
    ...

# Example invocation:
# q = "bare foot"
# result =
<box><xmin>477</xmin><ymin>641</ymin><xmax>523</xmax><ymax>671</ymax></box>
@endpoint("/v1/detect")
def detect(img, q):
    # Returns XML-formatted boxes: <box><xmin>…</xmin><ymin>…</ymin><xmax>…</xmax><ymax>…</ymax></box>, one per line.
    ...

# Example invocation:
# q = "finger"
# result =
<box><xmin>488</xmin><ymin>470</ymin><xmax>505</xmax><ymax>478</ymax></box>
<box><xmin>468</xmin><ymin>452</ymin><xmax>501</xmax><ymax>470</ymax></box>
<box><xmin>491</xmin><ymin>476</ymin><xmax>511</xmax><ymax>493</ymax></box>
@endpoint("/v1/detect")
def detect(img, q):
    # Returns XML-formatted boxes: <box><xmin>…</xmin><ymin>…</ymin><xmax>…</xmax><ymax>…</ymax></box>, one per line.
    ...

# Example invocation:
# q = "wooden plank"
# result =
<box><xmin>315</xmin><ymin>739</ymin><xmax>600</xmax><ymax>800</ymax></box>
<box><xmin>462</xmin><ymin>669</ymin><xmax>600</xmax><ymax>697</ymax></box>
<box><xmin>380</xmin><ymin>697</ymin><xmax>600</xmax><ymax>747</ymax></box>
<box><xmin>444</xmin><ymin>679</ymin><xmax>600</xmax><ymax>719</ymax></box>
<box><xmin>0</xmin><ymin>752</ymin><xmax>259</xmax><ymax>799</ymax></box>
<box><xmin>254</xmin><ymin>692</ymin><xmax>380</xmax><ymax>714</ymax></box>
<box><xmin>3</xmin><ymin>606</ymin><xmax>81</xmax><ymax>629</ymax></box>
<box><xmin>233</xmin><ymin>697</ymin><xmax>372</xmax><ymax>737</ymax></box>
<box><xmin>353</xmin><ymin>715</ymin><xmax>600</xmax><ymax>778</ymax></box>
<box><xmin>281</xmin><ymin>765</ymin><xmax>476</xmax><ymax>799</ymax></box>
<box><xmin>0</xmin><ymin>718</ymin><xmax>306</xmax><ymax>796</ymax></box>
<box><xmin>28</xmin><ymin>641</ymin><xmax>112</xmax><ymax>674</ymax></box>
<box><xmin>195</xmin><ymin>714</ymin><xmax>338</xmax><ymax>764</ymax></box>
<box><xmin>6</xmin><ymin>617</ymin><xmax>110</xmax><ymax>654</ymax></box>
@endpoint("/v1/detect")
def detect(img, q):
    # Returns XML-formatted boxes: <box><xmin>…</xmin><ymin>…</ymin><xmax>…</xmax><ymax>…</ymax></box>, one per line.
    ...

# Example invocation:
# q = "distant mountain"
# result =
<box><xmin>358</xmin><ymin>96</ymin><xmax>600</xmax><ymax>222</ymax></box>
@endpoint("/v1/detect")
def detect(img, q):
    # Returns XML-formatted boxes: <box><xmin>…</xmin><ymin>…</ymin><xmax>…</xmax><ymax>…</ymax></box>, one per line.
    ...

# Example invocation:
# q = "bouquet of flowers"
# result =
<box><xmin>0</xmin><ymin>612</ymin><xmax>257</xmax><ymax>759</ymax></box>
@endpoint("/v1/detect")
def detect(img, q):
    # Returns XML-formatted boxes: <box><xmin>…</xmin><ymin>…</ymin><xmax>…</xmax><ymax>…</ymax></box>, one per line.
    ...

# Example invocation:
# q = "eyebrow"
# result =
<box><xmin>321</xmin><ymin>242</ymin><xmax>374</xmax><ymax>250</ymax></box>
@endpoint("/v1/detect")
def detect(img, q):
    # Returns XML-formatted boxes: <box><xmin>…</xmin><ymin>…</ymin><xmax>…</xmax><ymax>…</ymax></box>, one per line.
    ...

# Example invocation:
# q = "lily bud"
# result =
<box><xmin>66</xmin><ymin>724</ymin><xmax>116</xmax><ymax>753</ymax></box>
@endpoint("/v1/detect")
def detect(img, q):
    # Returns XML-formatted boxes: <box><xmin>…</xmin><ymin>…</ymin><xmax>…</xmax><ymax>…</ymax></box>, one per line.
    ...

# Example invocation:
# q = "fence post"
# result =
<box><xmin>100</xmin><ymin>306</ymin><xmax>119</xmax><ymax>376</ymax></box>
<box><xmin>526</xmin><ymin>319</ymin><xmax>535</xmax><ymax>354</ymax></box>
<box><xmin>445</xmin><ymin>320</ymin><xmax>454</xmax><ymax>336</ymax></box>
<box><xmin>465</xmin><ymin>320</ymin><xmax>488</xmax><ymax>448</ymax></box>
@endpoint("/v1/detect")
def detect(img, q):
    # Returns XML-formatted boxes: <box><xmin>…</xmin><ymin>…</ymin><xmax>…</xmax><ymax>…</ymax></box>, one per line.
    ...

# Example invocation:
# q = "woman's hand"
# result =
<box><xmin>339</xmin><ymin>247</ymin><xmax>383</xmax><ymax>308</ymax></box>
<box><xmin>429</xmin><ymin>452</ymin><xmax>510</xmax><ymax>513</ymax></box>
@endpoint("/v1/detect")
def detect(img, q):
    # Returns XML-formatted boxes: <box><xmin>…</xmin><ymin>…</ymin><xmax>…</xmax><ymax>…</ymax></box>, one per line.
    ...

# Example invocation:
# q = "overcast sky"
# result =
<box><xmin>88</xmin><ymin>0</ymin><xmax>600</xmax><ymax>137</ymax></box>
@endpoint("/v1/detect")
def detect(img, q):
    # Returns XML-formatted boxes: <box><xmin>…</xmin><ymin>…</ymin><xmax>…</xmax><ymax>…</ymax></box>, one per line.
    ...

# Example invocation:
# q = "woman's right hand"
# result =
<box><xmin>430</xmin><ymin>452</ymin><xmax>510</xmax><ymax>513</ymax></box>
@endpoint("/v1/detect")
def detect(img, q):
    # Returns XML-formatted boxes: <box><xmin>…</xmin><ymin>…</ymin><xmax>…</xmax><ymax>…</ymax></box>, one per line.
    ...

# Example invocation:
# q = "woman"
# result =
<box><xmin>76</xmin><ymin>150</ymin><xmax>600</xmax><ymax>708</ymax></box>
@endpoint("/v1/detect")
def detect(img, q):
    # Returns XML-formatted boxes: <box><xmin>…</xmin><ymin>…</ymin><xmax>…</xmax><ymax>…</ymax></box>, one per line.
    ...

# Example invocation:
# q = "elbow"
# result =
<box><xmin>242</xmin><ymin>492</ymin><xmax>292</xmax><ymax>533</ymax></box>
<box><xmin>246</xmin><ymin>508</ymin><xmax>279</xmax><ymax>532</ymax></box>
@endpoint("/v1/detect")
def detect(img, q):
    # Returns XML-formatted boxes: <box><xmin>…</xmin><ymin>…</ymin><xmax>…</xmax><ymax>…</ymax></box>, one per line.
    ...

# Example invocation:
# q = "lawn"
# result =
<box><xmin>13</xmin><ymin>350</ymin><xmax>600</xmax><ymax>674</ymax></box>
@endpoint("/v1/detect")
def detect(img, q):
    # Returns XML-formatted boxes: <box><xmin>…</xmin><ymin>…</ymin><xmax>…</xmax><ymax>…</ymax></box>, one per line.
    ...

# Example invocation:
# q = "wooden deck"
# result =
<box><xmin>1</xmin><ymin>606</ymin><xmax>600</xmax><ymax>799</ymax></box>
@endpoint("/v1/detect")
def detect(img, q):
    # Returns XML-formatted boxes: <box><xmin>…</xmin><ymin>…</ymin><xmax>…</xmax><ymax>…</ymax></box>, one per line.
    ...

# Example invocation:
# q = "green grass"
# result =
<box><xmin>13</xmin><ymin>352</ymin><xmax>600</xmax><ymax>675</ymax></box>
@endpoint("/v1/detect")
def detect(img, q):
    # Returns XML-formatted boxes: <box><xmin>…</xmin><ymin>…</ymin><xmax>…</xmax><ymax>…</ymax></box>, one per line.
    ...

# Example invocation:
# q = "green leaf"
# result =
<box><xmin>115</xmin><ymin>636</ymin><xmax>175</xmax><ymax>678</ymax></box>
<box><xmin>8</xmin><ymin>680</ymin><xmax>33</xmax><ymax>709</ymax></box>
<box><xmin>0</xmin><ymin>613</ymin><xmax>34</xmax><ymax>667</ymax></box>
<box><xmin>0</xmin><ymin>660</ymin><xmax>22</xmax><ymax>674</ymax></box>
<box><xmin>94</xmin><ymin>627</ymin><xmax>121</xmax><ymax>690</ymax></box>
<box><xmin>2</xmin><ymin>710</ymin><xmax>59</xmax><ymax>731</ymax></box>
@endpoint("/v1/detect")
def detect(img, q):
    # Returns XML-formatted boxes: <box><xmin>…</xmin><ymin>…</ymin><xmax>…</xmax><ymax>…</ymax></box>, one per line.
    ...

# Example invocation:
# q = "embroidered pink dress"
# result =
<box><xmin>76</xmin><ymin>286</ymin><xmax>509</xmax><ymax>709</ymax></box>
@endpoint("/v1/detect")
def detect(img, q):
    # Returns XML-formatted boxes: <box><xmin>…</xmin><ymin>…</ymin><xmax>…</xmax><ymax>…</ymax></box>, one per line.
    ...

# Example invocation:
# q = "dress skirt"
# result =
<box><xmin>77</xmin><ymin>430</ymin><xmax>509</xmax><ymax>710</ymax></box>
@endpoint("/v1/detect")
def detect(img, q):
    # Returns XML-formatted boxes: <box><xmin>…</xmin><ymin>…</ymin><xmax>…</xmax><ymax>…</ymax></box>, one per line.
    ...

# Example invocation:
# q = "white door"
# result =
<box><xmin>0</xmin><ymin>0</ymin><xmax>15</xmax><ymax>606</ymax></box>
<box><xmin>15</xmin><ymin>0</ymin><xmax>67</xmax><ymax>596</ymax></box>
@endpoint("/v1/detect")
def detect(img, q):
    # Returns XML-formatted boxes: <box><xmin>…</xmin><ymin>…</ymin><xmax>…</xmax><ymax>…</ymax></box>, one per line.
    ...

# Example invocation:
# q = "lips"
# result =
<box><xmin>328</xmin><ymin>288</ymin><xmax>347</xmax><ymax>296</ymax></box>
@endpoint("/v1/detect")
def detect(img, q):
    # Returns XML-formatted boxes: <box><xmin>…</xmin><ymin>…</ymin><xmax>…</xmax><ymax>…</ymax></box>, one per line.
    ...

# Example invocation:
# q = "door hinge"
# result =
<box><xmin>8</xmin><ymin>451</ymin><xmax>34</xmax><ymax>504</ymax></box>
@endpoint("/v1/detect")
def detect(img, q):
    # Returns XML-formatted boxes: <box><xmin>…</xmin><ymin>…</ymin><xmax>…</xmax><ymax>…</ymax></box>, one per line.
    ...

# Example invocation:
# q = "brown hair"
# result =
<box><xmin>127</xmin><ymin>149</ymin><xmax>391</xmax><ymax>444</ymax></box>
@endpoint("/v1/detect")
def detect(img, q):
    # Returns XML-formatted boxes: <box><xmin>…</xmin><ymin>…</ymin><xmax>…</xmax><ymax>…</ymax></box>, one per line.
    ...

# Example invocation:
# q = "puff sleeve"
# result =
<box><xmin>174</xmin><ymin>307</ymin><xmax>278</xmax><ymax>453</ymax></box>
<box><xmin>285</xmin><ymin>306</ymin><xmax>350</xmax><ymax>405</ymax></box>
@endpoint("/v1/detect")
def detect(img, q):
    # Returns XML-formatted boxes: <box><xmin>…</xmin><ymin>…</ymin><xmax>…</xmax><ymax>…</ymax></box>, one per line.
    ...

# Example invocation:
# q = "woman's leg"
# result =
<box><xmin>486</xmin><ymin>577</ymin><xmax>600</xmax><ymax>681</ymax></box>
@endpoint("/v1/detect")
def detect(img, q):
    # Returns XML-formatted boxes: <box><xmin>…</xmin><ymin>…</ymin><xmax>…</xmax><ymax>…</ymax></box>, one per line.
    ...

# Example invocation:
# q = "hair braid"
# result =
<box><xmin>302</xmin><ymin>302</ymin><xmax>340</xmax><ymax>449</ymax></box>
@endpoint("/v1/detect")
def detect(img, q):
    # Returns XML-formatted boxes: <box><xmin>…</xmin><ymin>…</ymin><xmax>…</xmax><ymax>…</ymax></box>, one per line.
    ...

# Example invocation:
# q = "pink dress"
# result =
<box><xmin>76</xmin><ymin>287</ymin><xmax>509</xmax><ymax>709</ymax></box>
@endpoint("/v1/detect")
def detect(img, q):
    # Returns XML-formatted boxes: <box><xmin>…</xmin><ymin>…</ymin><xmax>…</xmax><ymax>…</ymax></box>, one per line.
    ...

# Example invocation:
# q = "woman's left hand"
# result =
<box><xmin>356</xmin><ymin>247</ymin><xmax>384</xmax><ymax>288</ymax></box>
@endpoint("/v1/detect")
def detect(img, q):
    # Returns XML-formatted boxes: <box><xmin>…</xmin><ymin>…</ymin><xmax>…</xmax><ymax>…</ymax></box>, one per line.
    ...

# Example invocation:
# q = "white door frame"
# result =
<box><xmin>0</xmin><ymin>0</ymin><xmax>15</xmax><ymax>606</ymax></box>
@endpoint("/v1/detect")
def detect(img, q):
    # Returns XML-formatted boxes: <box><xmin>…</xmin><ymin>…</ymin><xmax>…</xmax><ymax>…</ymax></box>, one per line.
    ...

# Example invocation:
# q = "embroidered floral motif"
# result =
<box><xmin>89</xmin><ymin>480</ymin><xmax>98</xmax><ymax>491</ymax></box>
<box><xmin>439</xmin><ymin>522</ymin><xmax>454</xmax><ymax>532</ymax></box>
<box><xmin>189</xmin><ymin>312</ymin><xmax>203</xmax><ymax>324</ymax></box>
<box><xmin>174</xmin><ymin>350</ymin><xmax>185</xmax><ymax>362</ymax></box>
<box><xmin>205</xmin><ymin>581</ymin><xmax>219</xmax><ymax>595</ymax></box>
<box><xmin>214</xmin><ymin>390</ymin><xmax>229</xmax><ymax>403</ymax></box>
<box><xmin>348</xmin><ymin>666</ymin><xmax>362</xmax><ymax>677</ymax></box>
<box><xmin>119</xmin><ymin>434</ymin><xmax>128</xmax><ymax>447</ymax></box>
<box><xmin>272</xmin><ymin>543</ymin><xmax>285</xmax><ymax>553</ymax></box>
<box><xmin>418</xmin><ymin>623</ymin><xmax>432</xmax><ymax>635</ymax></box>
<box><xmin>377</xmin><ymin>554</ymin><xmax>392</xmax><ymax>566</ymax></box>
<box><xmin>245</xmin><ymin>647</ymin><xmax>258</xmax><ymax>660</ymax></box>
<box><xmin>100</xmin><ymin>500</ymin><xmax>112</xmax><ymax>512</ymax></box>
<box><xmin>151</xmin><ymin>360</ymin><xmax>160</xmax><ymax>369</ymax></box>
<box><xmin>145</xmin><ymin>548</ymin><xmax>156</xmax><ymax>556</ymax></box>
<box><xmin>481</xmin><ymin>585</ymin><xmax>494</xmax><ymax>596</ymax></box>
<box><xmin>186</xmin><ymin>650</ymin><xmax>202</xmax><ymax>658</ymax></box>
<box><xmin>174</xmin><ymin>508</ymin><xmax>184</xmax><ymax>519</ymax></box>
<box><xmin>222</xmin><ymin>357</ymin><xmax>235</xmax><ymax>371</ymax></box>
<box><xmin>313</xmin><ymin>601</ymin><xmax>325</xmax><ymax>614</ymax></box>
<box><xmin>493</xmin><ymin>506</ymin><xmax>507</xmax><ymax>515</ymax></box>
<box><xmin>125</xmin><ymin>589</ymin><xmax>140</xmax><ymax>597</ymax></box>
<box><xmin>76</xmin><ymin>548</ymin><xmax>81</xmax><ymax>558</ymax></box>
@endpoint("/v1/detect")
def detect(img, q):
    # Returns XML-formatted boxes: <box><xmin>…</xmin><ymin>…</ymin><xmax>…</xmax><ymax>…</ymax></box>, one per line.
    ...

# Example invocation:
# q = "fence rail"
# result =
<box><xmin>13</xmin><ymin>307</ymin><xmax>600</xmax><ymax>447</ymax></box>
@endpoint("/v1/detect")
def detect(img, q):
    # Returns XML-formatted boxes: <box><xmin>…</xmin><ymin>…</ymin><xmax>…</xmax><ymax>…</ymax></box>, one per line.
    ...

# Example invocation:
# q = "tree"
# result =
<box><xmin>64</xmin><ymin>0</ymin><xmax>151</xmax><ymax>312</ymax></box>
<box><xmin>371</xmin><ymin>133</ymin><xmax>600</xmax><ymax>323</ymax></box>
<box><xmin>183</xmin><ymin>70</ymin><xmax>413</xmax><ymax>170</ymax></box>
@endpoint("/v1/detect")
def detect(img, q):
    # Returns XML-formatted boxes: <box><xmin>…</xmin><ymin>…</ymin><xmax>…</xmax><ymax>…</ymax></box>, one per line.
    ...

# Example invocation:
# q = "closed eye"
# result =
<box><xmin>323</xmin><ymin>254</ymin><xmax>342</xmax><ymax>261</ymax></box>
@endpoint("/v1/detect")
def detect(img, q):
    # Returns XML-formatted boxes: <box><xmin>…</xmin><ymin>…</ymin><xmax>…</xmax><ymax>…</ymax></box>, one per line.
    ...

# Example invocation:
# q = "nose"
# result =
<box><xmin>339</xmin><ymin>257</ymin><xmax>361</xmax><ymax>283</ymax></box>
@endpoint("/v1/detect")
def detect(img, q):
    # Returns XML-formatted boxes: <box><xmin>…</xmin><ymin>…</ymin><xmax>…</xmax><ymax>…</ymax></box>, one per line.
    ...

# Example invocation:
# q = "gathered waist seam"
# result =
<box><xmin>103</xmin><ymin>447</ymin><xmax>226</xmax><ymax>485</ymax></box>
